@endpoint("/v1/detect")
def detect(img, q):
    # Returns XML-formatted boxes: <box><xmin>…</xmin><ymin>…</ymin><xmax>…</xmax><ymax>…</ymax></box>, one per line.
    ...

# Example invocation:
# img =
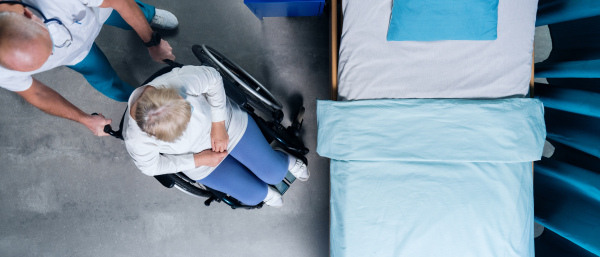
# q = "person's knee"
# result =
<box><xmin>261</xmin><ymin>172</ymin><xmax>285</xmax><ymax>185</ymax></box>
<box><xmin>237</xmin><ymin>183</ymin><xmax>268</xmax><ymax>206</ymax></box>
<box><xmin>258</xmin><ymin>154</ymin><xmax>289</xmax><ymax>185</ymax></box>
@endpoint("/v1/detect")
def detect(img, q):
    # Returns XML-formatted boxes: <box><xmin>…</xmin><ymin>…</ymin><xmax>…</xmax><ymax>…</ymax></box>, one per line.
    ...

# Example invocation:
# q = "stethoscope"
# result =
<box><xmin>1</xmin><ymin>1</ymin><xmax>73</xmax><ymax>48</ymax></box>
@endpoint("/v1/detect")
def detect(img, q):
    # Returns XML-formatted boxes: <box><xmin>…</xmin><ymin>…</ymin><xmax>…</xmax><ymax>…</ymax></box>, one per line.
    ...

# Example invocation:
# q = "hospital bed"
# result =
<box><xmin>319</xmin><ymin>0</ymin><xmax>546</xmax><ymax>256</ymax></box>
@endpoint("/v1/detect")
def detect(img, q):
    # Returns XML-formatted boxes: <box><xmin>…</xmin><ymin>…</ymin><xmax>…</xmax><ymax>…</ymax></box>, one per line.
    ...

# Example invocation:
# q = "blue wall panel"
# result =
<box><xmin>245</xmin><ymin>0</ymin><xmax>324</xmax><ymax>19</ymax></box>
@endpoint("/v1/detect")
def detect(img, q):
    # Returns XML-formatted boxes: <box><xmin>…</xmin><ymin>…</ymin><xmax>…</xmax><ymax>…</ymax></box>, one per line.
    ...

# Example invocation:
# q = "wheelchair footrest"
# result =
<box><xmin>285</xmin><ymin>170</ymin><xmax>297</xmax><ymax>184</ymax></box>
<box><xmin>273</xmin><ymin>171</ymin><xmax>297</xmax><ymax>195</ymax></box>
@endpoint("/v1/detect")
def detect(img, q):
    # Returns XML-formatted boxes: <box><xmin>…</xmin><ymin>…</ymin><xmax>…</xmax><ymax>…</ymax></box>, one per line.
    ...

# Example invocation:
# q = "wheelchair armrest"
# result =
<box><xmin>154</xmin><ymin>174</ymin><xmax>175</xmax><ymax>188</ymax></box>
<box><xmin>223</xmin><ymin>79</ymin><xmax>248</xmax><ymax>107</ymax></box>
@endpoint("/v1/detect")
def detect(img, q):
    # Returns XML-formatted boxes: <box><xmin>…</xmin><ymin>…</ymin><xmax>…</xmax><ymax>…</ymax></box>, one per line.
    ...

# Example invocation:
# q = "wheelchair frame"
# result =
<box><xmin>101</xmin><ymin>44</ymin><xmax>309</xmax><ymax>210</ymax></box>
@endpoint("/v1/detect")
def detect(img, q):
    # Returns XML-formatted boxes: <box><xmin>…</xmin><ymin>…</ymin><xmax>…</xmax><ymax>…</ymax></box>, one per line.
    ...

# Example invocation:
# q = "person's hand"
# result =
<box><xmin>148</xmin><ymin>39</ymin><xmax>175</xmax><ymax>63</ymax></box>
<box><xmin>194</xmin><ymin>149</ymin><xmax>228</xmax><ymax>167</ymax></box>
<box><xmin>211</xmin><ymin>121</ymin><xmax>229</xmax><ymax>152</ymax></box>
<box><xmin>83</xmin><ymin>114</ymin><xmax>112</xmax><ymax>137</ymax></box>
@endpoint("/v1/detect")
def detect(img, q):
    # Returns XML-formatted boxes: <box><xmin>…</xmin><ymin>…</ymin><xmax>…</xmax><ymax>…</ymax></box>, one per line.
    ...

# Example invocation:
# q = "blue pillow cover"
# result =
<box><xmin>387</xmin><ymin>0</ymin><xmax>499</xmax><ymax>41</ymax></box>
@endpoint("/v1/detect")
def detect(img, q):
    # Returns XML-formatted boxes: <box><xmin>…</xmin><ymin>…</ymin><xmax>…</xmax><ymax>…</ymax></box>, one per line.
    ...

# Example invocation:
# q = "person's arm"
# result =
<box><xmin>99</xmin><ymin>0</ymin><xmax>175</xmax><ymax>62</ymax></box>
<box><xmin>210</xmin><ymin>121</ymin><xmax>228</xmax><ymax>153</ymax></box>
<box><xmin>193</xmin><ymin>149</ymin><xmax>228</xmax><ymax>167</ymax></box>
<box><xmin>176</xmin><ymin>66</ymin><xmax>229</xmax><ymax>152</ymax></box>
<box><xmin>15</xmin><ymin>78</ymin><xmax>111</xmax><ymax>136</ymax></box>
<box><xmin>125</xmin><ymin>140</ymin><xmax>227</xmax><ymax>177</ymax></box>
<box><xmin>200</xmin><ymin>67</ymin><xmax>228</xmax><ymax>152</ymax></box>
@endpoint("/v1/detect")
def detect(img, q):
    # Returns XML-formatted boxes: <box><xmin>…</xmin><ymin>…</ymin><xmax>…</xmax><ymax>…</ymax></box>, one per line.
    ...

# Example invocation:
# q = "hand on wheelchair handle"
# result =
<box><xmin>89</xmin><ymin>113</ymin><xmax>112</xmax><ymax>137</ymax></box>
<box><xmin>102</xmin><ymin>124</ymin><xmax>114</xmax><ymax>134</ymax></box>
<box><xmin>148</xmin><ymin>39</ymin><xmax>175</xmax><ymax>64</ymax></box>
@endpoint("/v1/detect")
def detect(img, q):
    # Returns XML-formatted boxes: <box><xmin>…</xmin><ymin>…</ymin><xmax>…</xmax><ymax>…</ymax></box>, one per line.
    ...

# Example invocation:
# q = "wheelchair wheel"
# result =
<box><xmin>192</xmin><ymin>44</ymin><xmax>283</xmax><ymax>115</ymax></box>
<box><xmin>168</xmin><ymin>173</ymin><xmax>212</xmax><ymax>198</ymax></box>
<box><xmin>171</xmin><ymin>173</ymin><xmax>264</xmax><ymax>209</ymax></box>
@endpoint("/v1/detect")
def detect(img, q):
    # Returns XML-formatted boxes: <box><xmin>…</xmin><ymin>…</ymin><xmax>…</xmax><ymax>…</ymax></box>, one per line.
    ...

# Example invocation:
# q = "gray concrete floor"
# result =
<box><xmin>0</xmin><ymin>1</ymin><xmax>330</xmax><ymax>257</ymax></box>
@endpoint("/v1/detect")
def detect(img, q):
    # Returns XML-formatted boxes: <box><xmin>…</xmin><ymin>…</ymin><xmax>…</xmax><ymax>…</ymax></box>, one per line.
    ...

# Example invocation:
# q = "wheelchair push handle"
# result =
<box><xmin>163</xmin><ymin>59</ymin><xmax>183</xmax><ymax>68</ymax></box>
<box><xmin>91</xmin><ymin>113</ymin><xmax>120</xmax><ymax>138</ymax></box>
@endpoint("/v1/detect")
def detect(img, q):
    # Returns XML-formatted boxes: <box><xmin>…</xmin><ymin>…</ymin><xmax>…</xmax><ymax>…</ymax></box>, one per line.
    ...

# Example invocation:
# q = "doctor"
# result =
<box><xmin>0</xmin><ymin>0</ymin><xmax>178</xmax><ymax>136</ymax></box>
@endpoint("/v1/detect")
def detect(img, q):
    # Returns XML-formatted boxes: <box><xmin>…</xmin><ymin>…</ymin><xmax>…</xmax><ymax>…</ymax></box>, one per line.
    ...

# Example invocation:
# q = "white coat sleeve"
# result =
<box><xmin>175</xmin><ymin>66</ymin><xmax>227</xmax><ymax>122</ymax></box>
<box><xmin>0</xmin><ymin>75</ymin><xmax>33</xmax><ymax>92</ymax></box>
<box><xmin>125</xmin><ymin>138</ymin><xmax>196</xmax><ymax>177</ymax></box>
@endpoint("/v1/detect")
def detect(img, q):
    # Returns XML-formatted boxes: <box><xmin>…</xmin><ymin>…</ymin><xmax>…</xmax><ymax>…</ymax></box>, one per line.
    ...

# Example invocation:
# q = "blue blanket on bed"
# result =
<box><xmin>317</xmin><ymin>99</ymin><xmax>546</xmax><ymax>257</ymax></box>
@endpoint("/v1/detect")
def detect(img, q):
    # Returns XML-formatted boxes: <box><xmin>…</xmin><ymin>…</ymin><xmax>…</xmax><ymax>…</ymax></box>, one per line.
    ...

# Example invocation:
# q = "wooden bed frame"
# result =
<box><xmin>329</xmin><ymin>0</ymin><xmax>340</xmax><ymax>101</ymax></box>
<box><xmin>328</xmin><ymin>0</ymin><xmax>536</xmax><ymax>101</ymax></box>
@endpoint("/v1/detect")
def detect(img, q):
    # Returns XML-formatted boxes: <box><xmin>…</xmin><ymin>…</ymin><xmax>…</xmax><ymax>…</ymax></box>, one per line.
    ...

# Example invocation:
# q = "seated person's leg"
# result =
<box><xmin>229</xmin><ymin>115</ymin><xmax>289</xmax><ymax>185</ymax></box>
<box><xmin>199</xmin><ymin>155</ymin><xmax>268</xmax><ymax>206</ymax></box>
<box><xmin>104</xmin><ymin>0</ymin><xmax>177</xmax><ymax>30</ymax></box>
<box><xmin>230</xmin><ymin>115</ymin><xmax>310</xmax><ymax>183</ymax></box>
<box><xmin>67</xmin><ymin>43</ymin><xmax>134</xmax><ymax>102</ymax></box>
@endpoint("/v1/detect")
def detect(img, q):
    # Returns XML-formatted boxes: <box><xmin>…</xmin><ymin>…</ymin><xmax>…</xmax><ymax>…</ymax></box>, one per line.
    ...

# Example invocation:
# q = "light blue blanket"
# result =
<box><xmin>317</xmin><ymin>99</ymin><xmax>546</xmax><ymax>257</ymax></box>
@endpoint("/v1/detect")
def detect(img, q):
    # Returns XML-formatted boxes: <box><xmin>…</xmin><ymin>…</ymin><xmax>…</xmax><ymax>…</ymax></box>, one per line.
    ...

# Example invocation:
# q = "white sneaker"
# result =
<box><xmin>263</xmin><ymin>186</ymin><xmax>283</xmax><ymax>208</ymax></box>
<box><xmin>275</xmin><ymin>148</ymin><xmax>309</xmax><ymax>181</ymax></box>
<box><xmin>289</xmin><ymin>155</ymin><xmax>309</xmax><ymax>181</ymax></box>
<box><xmin>150</xmin><ymin>9</ymin><xmax>179</xmax><ymax>30</ymax></box>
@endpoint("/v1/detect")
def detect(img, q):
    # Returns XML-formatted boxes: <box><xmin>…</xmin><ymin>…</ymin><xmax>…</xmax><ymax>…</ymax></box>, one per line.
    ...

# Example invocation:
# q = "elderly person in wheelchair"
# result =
<box><xmin>123</xmin><ymin>65</ymin><xmax>309</xmax><ymax>207</ymax></box>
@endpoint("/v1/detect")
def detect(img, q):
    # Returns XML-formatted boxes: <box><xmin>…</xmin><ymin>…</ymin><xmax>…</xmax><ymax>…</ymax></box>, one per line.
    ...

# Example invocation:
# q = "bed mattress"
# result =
<box><xmin>338</xmin><ymin>0</ymin><xmax>538</xmax><ymax>100</ymax></box>
<box><xmin>317</xmin><ymin>99</ymin><xmax>546</xmax><ymax>257</ymax></box>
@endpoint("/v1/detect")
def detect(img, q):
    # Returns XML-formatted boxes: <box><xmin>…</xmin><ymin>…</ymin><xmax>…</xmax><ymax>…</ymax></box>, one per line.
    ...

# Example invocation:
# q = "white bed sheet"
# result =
<box><xmin>338</xmin><ymin>0</ymin><xmax>538</xmax><ymax>100</ymax></box>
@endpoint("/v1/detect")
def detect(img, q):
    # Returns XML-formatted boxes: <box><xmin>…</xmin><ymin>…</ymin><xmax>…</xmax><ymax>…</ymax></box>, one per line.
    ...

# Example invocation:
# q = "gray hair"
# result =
<box><xmin>135</xmin><ymin>87</ymin><xmax>192</xmax><ymax>142</ymax></box>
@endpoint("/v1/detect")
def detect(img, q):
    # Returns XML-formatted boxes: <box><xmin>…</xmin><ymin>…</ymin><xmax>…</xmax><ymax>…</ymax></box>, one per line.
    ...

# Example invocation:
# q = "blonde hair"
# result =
<box><xmin>135</xmin><ymin>87</ymin><xmax>192</xmax><ymax>142</ymax></box>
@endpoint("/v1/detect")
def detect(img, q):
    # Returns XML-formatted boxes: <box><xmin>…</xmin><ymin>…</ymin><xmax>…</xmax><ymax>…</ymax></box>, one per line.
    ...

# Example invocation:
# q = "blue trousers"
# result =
<box><xmin>67</xmin><ymin>1</ymin><xmax>156</xmax><ymax>102</ymax></box>
<box><xmin>199</xmin><ymin>115</ymin><xmax>289</xmax><ymax>206</ymax></box>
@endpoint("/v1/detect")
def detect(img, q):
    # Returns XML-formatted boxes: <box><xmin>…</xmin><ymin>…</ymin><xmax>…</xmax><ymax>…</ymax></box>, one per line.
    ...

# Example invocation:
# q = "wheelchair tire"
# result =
<box><xmin>192</xmin><ymin>44</ymin><xmax>283</xmax><ymax>114</ymax></box>
<box><xmin>168</xmin><ymin>173</ymin><xmax>212</xmax><ymax>199</ymax></box>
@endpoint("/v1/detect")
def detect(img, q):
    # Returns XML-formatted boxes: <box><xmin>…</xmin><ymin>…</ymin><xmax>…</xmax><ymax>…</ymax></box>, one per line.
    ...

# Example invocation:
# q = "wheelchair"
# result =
<box><xmin>100</xmin><ymin>44</ymin><xmax>309</xmax><ymax>210</ymax></box>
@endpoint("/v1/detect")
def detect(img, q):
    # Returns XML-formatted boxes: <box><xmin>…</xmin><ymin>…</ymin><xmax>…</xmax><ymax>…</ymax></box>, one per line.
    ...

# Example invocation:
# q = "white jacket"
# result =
<box><xmin>123</xmin><ymin>66</ymin><xmax>248</xmax><ymax>180</ymax></box>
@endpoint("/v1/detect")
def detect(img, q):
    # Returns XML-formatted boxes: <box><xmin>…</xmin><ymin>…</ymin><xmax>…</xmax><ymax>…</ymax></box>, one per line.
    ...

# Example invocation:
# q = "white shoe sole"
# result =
<box><xmin>263</xmin><ymin>186</ymin><xmax>284</xmax><ymax>207</ymax></box>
